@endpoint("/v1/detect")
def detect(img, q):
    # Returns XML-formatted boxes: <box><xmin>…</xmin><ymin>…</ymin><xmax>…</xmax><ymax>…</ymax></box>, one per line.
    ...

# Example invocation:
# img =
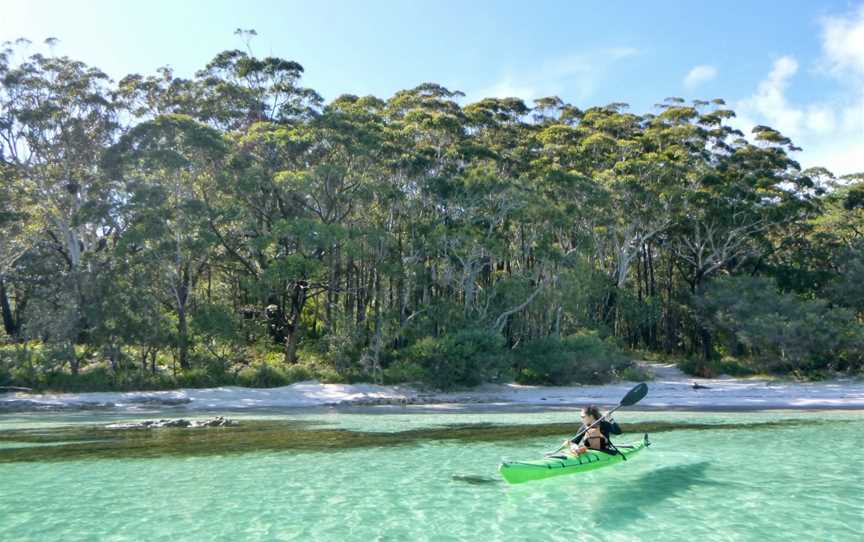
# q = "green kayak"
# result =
<box><xmin>499</xmin><ymin>434</ymin><xmax>650</xmax><ymax>484</ymax></box>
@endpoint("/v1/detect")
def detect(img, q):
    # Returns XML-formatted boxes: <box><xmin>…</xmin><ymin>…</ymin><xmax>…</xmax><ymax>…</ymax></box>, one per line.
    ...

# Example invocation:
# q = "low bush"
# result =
<box><xmin>698</xmin><ymin>276</ymin><xmax>864</xmax><ymax>375</ymax></box>
<box><xmin>678</xmin><ymin>357</ymin><xmax>757</xmax><ymax>379</ymax></box>
<box><xmin>382</xmin><ymin>360</ymin><xmax>425</xmax><ymax>385</ymax></box>
<box><xmin>237</xmin><ymin>363</ymin><xmax>301</xmax><ymax>387</ymax></box>
<box><xmin>615</xmin><ymin>364</ymin><xmax>654</xmax><ymax>382</ymax></box>
<box><xmin>515</xmin><ymin>332</ymin><xmax>632</xmax><ymax>385</ymax></box>
<box><xmin>399</xmin><ymin>328</ymin><xmax>508</xmax><ymax>390</ymax></box>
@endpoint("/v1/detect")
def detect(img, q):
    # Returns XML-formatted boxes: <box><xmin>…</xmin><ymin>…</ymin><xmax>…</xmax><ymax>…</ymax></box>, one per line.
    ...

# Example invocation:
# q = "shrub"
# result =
<box><xmin>382</xmin><ymin>360</ymin><xmax>425</xmax><ymax>385</ymax></box>
<box><xmin>698</xmin><ymin>276</ymin><xmax>864</xmax><ymax>374</ymax></box>
<box><xmin>237</xmin><ymin>364</ymin><xmax>292</xmax><ymax>387</ymax></box>
<box><xmin>678</xmin><ymin>357</ymin><xmax>757</xmax><ymax>379</ymax></box>
<box><xmin>400</xmin><ymin>328</ymin><xmax>507</xmax><ymax>390</ymax></box>
<box><xmin>174</xmin><ymin>368</ymin><xmax>228</xmax><ymax>389</ymax></box>
<box><xmin>42</xmin><ymin>365</ymin><xmax>115</xmax><ymax>392</ymax></box>
<box><xmin>515</xmin><ymin>332</ymin><xmax>632</xmax><ymax>385</ymax></box>
<box><xmin>616</xmin><ymin>364</ymin><xmax>654</xmax><ymax>382</ymax></box>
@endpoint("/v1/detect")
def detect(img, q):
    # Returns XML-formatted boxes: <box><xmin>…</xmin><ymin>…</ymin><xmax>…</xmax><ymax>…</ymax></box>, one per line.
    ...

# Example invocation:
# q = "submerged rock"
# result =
<box><xmin>106</xmin><ymin>416</ymin><xmax>237</xmax><ymax>429</ymax></box>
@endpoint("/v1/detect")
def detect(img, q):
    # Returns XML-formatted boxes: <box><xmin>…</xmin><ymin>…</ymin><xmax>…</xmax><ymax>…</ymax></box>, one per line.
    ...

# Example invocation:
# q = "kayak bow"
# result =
<box><xmin>499</xmin><ymin>434</ymin><xmax>650</xmax><ymax>484</ymax></box>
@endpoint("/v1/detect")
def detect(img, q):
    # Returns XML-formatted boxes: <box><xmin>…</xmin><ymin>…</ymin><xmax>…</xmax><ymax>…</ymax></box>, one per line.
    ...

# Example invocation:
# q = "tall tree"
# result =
<box><xmin>0</xmin><ymin>45</ymin><xmax>119</xmax><ymax>370</ymax></box>
<box><xmin>108</xmin><ymin>114</ymin><xmax>228</xmax><ymax>369</ymax></box>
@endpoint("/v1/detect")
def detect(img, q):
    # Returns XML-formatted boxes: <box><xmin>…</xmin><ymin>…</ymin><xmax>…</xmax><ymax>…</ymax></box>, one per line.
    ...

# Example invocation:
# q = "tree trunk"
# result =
<box><xmin>177</xmin><ymin>305</ymin><xmax>190</xmax><ymax>369</ymax></box>
<box><xmin>371</xmin><ymin>263</ymin><xmax>383</xmax><ymax>381</ymax></box>
<box><xmin>284</xmin><ymin>326</ymin><xmax>298</xmax><ymax>364</ymax></box>
<box><xmin>283</xmin><ymin>281</ymin><xmax>308</xmax><ymax>364</ymax></box>
<box><xmin>345</xmin><ymin>257</ymin><xmax>354</xmax><ymax>324</ymax></box>
<box><xmin>664</xmin><ymin>255</ymin><xmax>675</xmax><ymax>353</ymax></box>
<box><xmin>176</xmin><ymin>263</ymin><xmax>191</xmax><ymax>370</ymax></box>
<box><xmin>692</xmin><ymin>273</ymin><xmax>714</xmax><ymax>362</ymax></box>
<box><xmin>68</xmin><ymin>342</ymin><xmax>80</xmax><ymax>375</ymax></box>
<box><xmin>0</xmin><ymin>275</ymin><xmax>20</xmax><ymax>339</ymax></box>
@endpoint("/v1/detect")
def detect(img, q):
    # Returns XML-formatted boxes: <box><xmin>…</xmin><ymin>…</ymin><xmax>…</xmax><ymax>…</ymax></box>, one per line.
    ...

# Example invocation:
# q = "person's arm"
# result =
<box><xmin>566</xmin><ymin>424</ymin><xmax>588</xmax><ymax>446</ymax></box>
<box><xmin>605</xmin><ymin>418</ymin><xmax>622</xmax><ymax>435</ymax></box>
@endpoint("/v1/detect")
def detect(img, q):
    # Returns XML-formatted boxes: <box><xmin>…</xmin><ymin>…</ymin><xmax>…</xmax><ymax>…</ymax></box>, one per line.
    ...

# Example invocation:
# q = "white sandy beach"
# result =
<box><xmin>1</xmin><ymin>363</ymin><xmax>863</xmax><ymax>412</ymax></box>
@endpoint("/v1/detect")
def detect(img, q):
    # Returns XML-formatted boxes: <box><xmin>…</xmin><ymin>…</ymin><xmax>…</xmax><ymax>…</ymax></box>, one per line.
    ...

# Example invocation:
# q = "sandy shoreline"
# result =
<box><xmin>2</xmin><ymin>363</ymin><xmax>863</xmax><ymax>414</ymax></box>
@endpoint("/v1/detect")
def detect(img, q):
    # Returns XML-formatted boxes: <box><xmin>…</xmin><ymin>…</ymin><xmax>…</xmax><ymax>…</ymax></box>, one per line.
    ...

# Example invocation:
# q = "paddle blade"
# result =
<box><xmin>619</xmin><ymin>382</ymin><xmax>648</xmax><ymax>406</ymax></box>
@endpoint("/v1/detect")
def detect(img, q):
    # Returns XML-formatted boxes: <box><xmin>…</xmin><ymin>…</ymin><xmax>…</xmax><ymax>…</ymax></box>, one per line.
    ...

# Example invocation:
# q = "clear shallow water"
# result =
<box><xmin>1</xmin><ymin>409</ymin><xmax>862</xmax><ymax>541</ymax></box>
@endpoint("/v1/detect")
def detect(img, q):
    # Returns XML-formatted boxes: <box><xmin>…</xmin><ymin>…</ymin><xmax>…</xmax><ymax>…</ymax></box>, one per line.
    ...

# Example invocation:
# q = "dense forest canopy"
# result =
<box><xmin>1</xmin><ymin>38</ymin><xmax>862</xmax><ymax>390</ymax></box>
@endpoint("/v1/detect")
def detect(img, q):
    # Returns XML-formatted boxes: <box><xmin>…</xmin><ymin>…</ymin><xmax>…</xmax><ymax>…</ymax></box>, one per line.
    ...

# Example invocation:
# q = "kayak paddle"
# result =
<box><xmin>546</xmin><ymin>382</ymin><xmax>648</xmax><ymax>456</ymax></box>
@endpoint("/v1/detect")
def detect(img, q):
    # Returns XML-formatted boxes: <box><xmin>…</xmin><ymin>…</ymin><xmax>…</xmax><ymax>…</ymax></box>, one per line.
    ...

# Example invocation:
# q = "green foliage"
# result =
<box><xmin>824</xmin><ymin>245</ymin><xmax>864</xmax><ymax>317</ymax></box>
<box><xmin>400</xmin><ymin>329</ymin><xmax>508</xmax><ymax>390</ymax></box>
<box><xmin>1</xmin><ymin>41</ymin><xmax>862</xmax><ymax>396</ymax></box>
<box><xmin>515</xmin><ymin>333</ymin><xmax>632</xmax><ymax>385</ymax></box>
<box><xmin>171</xmin><ymin>368</ymin><xmax>227</xmax><ymax>389</ymax></box>
<box><xmin>615</xmin><ymin>364</ymin><xmax>654</xmax><ymax>382</ymax></box>
<box><xmin>0</xmin><ymin>363</ymin><xmax>11</xmax><ymax>387</ymax></box>
<box><xmin>382</xmin><ymin>359</ymin><xmax>426</xmax><ymax>385</ymax></box>
<box><xmin>698</xmin><ymin>276</ymin><xmax>864</xmax><ymax>374</ymax></box>
<box><xmin>41</xmin><ymin>366</ymin><xmax>118</xmax><ymax>392</ymax></box>
<box><xmin>237</xmin><ymin>363</ymin><xmax>312</xmax><ymax>387</ymax></box>
<box><xmin>678</xmin><ymin>357</ymin><xmax>757</xmax><ymax>379</ymax></box>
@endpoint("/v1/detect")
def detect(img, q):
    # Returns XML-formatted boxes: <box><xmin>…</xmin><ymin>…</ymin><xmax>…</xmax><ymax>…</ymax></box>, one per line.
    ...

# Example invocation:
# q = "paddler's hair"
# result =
<box><xmin>581</xmin><ymin>405</ymin><xmax>602</xmax><ymax>421</ymax></box>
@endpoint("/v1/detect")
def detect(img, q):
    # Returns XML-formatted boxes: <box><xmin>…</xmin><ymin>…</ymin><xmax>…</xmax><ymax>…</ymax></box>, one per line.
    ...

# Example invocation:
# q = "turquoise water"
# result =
<box><xmin>1</xmin><ymin>409</ymin><xmax>862</xmax><ymax>541</ymax></box>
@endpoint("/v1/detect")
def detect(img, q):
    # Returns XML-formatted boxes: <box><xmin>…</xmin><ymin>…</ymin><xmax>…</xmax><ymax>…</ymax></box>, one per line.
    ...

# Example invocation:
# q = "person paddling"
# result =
<box><xmin>563</xmin><ymin>405</ymin><xmax>622</xmax><ymax>456</ymax></box>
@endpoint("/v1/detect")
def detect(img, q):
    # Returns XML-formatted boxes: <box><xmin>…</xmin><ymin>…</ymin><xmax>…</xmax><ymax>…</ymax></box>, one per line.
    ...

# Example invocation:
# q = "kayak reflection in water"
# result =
<box><xmin>563</xmin><ymin>405</ymin><xmax>622</xmax><ymax>456</ymax></box>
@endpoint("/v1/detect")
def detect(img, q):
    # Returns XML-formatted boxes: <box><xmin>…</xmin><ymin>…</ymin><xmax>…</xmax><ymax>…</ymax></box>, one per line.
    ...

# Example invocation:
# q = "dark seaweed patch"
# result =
<box><xmin>0</xmin><ymin>418</ymin><xmax>854</xmax><ymax>464</ymax></box>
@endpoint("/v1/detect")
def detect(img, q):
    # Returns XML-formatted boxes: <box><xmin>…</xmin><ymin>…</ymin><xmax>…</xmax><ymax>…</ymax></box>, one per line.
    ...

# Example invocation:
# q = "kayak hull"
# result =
<box><xmin>498</xmin><ymin>434</ymin><xmax>650</xmax><ymax>484</ymax></box>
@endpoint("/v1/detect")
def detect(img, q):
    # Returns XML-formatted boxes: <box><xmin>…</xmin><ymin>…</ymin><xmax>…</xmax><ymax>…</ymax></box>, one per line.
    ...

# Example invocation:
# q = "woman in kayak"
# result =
<box><xmin>565</xmin><ymin>405</ymin><xmax>622</xmax><ymax>455</ymax></box>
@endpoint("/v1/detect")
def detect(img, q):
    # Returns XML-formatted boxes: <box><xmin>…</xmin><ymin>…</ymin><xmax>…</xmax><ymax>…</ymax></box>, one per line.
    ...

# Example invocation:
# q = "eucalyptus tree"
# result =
<box><xmin>0</xmin><ymin>47</ymin><xmax>27</xmax><ymax>337</ymax></box>
<box><xmin>115</xmin><ymin>66</ymin><xmax>197</xmax><ymax>120</ymax></box>
<box><xmin>0</xmin><ymin>162</ymin><xmax>29</xmax><ymax>339</ymax></box>
<box><xmin>383</xmin><ymin>84</ymin><xmax>470</xmax><ymax>335</ymax></box>
<box><xmin>529</xmin><ymin>102</ymin><xmax>659</xmax><ymax>337</ymax></box>
<box><xmin>287</xmin><ymin>94</ymin><xmax>392</xmax><ymax>372</ymax></box>
<box><xmin>807</xmin><ymin>177</ymin><xmax>864</xmax><ymax>319</ymax></box>
<box><xmin>193</xmin><ymin>49</ymin><xmax>322</xmax><ymax>130</ymax></box>
<box><xmin>529</xmin><ymin>99</ymin><xmax>604</xmax><ymax>336</ymax></box>
<box><xmin>175</xmin><ymin>50</ymin><xmax>324</xmax><ymax>363</ymax></box>
<box><xmin>107</xmin><ymin>114</ymin><xmax>229</xmax><ymax>369</ymax></box>
<box><xmin>672</xmin><ymin>125</ymin><xmax>814</xmax><ymax>293</ymax></box>
<box><xmin>669</xmin><ymin>124</ymin><xmax>815</xmax><ymax>359</ymax></box>
<box><xmin>459</xmin><ymin>96</ymin><xmax>573</xmax><ymax>344</ymax></box>
<box><xmin>457</xmin><ymin>98</ymin><xmax>532</xmax><ymax>316</ymax></box>
<box><xmin>0</xmin><ymin>44</ymin><xmax>119</xmax><ymax>370</ymax></box>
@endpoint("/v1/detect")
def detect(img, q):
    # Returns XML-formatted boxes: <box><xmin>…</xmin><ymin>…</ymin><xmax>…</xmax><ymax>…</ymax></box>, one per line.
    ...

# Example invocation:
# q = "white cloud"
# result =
<box><xmin>468</xmin><ymin>48</ymin><xmax>639</xmax><ymax>105</ymax></box>
<box><xmin>684</xmin><ymin>65</ymin><xmax>718</xmax><ymax>89</ymax></box>
<box><xmin>805</xmin><ymin>104</ymin><xmax>836</xmax><ymax>134</ymax></box>
<box><xmin>822</xmin><ymin>5</ymin><xmax>864</xmax><ymax>76</ymax></box>
<box><xmin>736</xmin><ymin>56</ymin><xmax>803</xmax><ymax>137</ymax></box>
<box><xmin>734</xmin><ymin>7</ymin><xmax>864</xmax><ymax>176</ymax></box>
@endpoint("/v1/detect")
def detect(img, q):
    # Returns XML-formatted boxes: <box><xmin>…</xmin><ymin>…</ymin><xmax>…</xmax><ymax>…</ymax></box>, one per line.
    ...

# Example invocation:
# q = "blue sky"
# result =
<box><xmin>2</xmin><ymin>0</ymin><xmax>863</xmax><ymax>174</ymax></box>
